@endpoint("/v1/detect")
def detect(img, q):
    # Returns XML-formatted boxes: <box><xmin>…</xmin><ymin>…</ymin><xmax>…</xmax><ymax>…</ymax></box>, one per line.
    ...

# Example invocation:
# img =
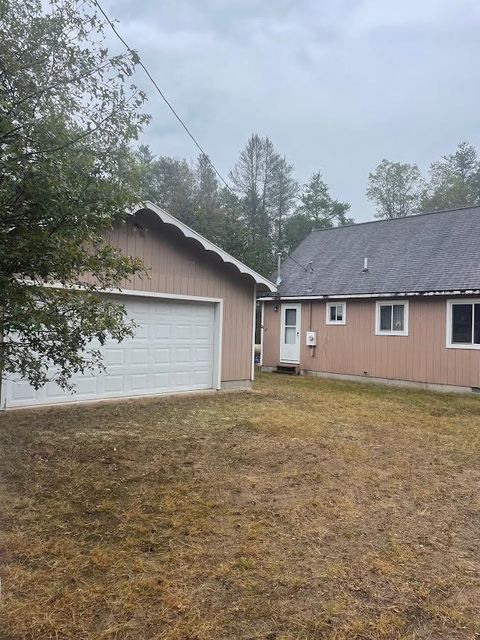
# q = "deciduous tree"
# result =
<box><xmin>0</xmin><ymin>0</ymin><xmax>148</xmax><ymax>389</ymax></box>
<box><xmin>366</xmin><ymin>160</ymin><xmax>423</xmax><ymax>219</ymax></box>
<box><xmin>422</xmin><ymin>142</ymin><xmax>480</xmax><ymax>211</ymax></box>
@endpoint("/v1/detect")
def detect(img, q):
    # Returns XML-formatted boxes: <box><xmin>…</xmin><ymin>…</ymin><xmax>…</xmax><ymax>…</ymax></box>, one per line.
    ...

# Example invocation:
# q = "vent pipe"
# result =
<box><xmin>275</xmin><ymin>253</ymin><xmax>282</xmax><ymax>286</ymax></box>
<box><xmin>362</xmin><ymin>257</ymin><xmax>369</xmax><ymax>272</ymax></box>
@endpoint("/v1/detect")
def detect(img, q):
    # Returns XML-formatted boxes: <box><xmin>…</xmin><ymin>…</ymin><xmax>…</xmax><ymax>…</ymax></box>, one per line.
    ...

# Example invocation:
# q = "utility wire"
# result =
<box><xmin>286</xmin><ymin>254</ymin><xmax>313</xmax><ymax>272</ymax></box>
<box><xmin>92</xmin><ymin>0</ymin><xmax>232</xmax><ymax>193</ymax></box>
<box><xmin>92</xmin><ymin>0</ymin><xmax>314</xmax><ymax>275</ymax></box>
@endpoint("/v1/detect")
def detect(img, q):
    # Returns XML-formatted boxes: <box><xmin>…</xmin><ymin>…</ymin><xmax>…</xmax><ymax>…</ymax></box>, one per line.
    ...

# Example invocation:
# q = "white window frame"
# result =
<box><xmin>375</xmin><ymin>300</ymin><xmax>409</xmax><ymax>336</ymax></box>
<box><xmin>446</xmin><ymin>299</ymin><xmax>480</xmax><ymax>350</ymax></box>
<box><xmin>326</xmin><ymin>301</ymin><xmax>346</xmax><ymax>325</ymax></box>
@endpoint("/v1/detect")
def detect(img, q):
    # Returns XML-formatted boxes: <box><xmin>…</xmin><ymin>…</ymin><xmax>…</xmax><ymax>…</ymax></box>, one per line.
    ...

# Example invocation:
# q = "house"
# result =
<box><xmin>2</xmin><ymin>202</ymin><xmax>276</xmax><ymax>409</ymax></box>
<box><xmin>259</xmin><ymin>206</ymin><xmax>480</xmax><ymax>393</ymax></box>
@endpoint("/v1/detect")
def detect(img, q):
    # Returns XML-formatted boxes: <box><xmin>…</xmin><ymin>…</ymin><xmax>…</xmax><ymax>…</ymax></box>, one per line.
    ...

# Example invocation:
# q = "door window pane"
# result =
<box><xmin>392</xmin><ymin>305</ymin><xmax>404</xmax><ymax>331</ymax></box>
<box><xmin>285</xmin><ymin>326</ymin><xmax>296</xmax><ymax>344</ymax></box>
<box><xmin>380</xmin><ymin>305</ymin><xmax>392</xmax><ymax>331</ymax></box>
<box><xmin>285</xmin><ymin>309</ymin><xmax>296</xmax><ymax>326</ymax></box>
<box><xmin>452</xmin><ymin>304</ymin><xmax>473</xmax><ymax>343</ymax></box>
<box><xmin>475</xmin><ymin>305</ymin><xmax>480</xmax><ymax>344</ymax></box>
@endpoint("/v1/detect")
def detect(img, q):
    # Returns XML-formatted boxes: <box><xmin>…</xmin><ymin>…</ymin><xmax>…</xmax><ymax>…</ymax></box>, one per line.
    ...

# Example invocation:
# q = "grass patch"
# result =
<box><xmin>1</xmin><ymin>372</ymin><xmax>479</xmax><ymax>639</ymax></box>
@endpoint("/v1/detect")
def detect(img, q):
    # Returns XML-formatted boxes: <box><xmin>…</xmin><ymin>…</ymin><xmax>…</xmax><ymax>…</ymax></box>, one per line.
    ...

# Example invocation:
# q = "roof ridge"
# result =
<box><xmin>311</xmin><ymin>204</ymin><xmax>480</xmax><ymax>233</ymax></box>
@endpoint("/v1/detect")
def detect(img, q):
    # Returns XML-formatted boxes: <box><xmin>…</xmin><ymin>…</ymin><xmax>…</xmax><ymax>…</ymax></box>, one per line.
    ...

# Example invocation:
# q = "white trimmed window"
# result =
<box><xmin>326</xmin><ymin>302</ymin><xmax>346</xmax><ymax>325</ymax></box>
<box><xmin>447</xmin><ymin>300</ymin><xmax>480</xmax><ymax>349</ymax></box>
<box><xmin>375</xmin><ymin>300</ymin><xmax>409</xmax><ymax>336</ymax></box>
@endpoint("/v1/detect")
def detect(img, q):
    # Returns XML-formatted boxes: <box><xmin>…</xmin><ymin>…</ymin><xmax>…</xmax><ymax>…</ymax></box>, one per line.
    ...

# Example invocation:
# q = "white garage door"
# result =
<box><xmin>2</xmin><ymin>296</ymin><xmax>217</xmax><ymax>409</ymax></box>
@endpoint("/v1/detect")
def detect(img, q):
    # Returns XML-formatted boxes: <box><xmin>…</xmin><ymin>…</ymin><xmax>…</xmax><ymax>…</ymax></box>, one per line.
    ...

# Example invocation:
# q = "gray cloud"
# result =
<box><xmin>104</xmin><ymin>0</ymin><xmax>480</xmax><ymax>220</ymax></box>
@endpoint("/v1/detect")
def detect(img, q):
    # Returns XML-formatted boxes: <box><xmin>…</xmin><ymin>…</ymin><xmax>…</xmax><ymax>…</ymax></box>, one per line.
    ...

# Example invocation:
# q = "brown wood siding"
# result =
<box><xmin>98</xmin><ymin>211</ymin><xmax>255</xmax><ymax>382</ymax></box>
<box><xmin>262</xmin><ymin>298</ymin><xmax>480</xmax><ymax>389</ymax></box>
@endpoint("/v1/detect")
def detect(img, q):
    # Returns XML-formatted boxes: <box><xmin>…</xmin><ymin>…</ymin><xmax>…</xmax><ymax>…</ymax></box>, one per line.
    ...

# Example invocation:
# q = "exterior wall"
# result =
<box><xmin>103</xmin><ymin>210</ymin><xmax>255</xmax><ymax>383</ymax></box>
<box><xmin>262</xmin><ymin>297</ymin><xmax>480</xmax><ymax>389</ymax></box>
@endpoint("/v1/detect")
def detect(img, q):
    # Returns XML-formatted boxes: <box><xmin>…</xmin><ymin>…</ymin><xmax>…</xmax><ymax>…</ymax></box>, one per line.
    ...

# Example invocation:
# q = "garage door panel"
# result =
<box><xmin>131</xmin><ymin>374</ymin><xmax>148</xmax><ymax>390</ymax></box>
<box><xmin>131</xmin><ymin>348</ymin><xmax>149</xmax><ymax>365</ymax></box>
<box><xmin>153</xmin><ymin>372</ymin><xmax>170</xmax><ymax>389</ymax></box>
<box><xmin>192</xmin><ymin>369</ymin><xmax>212</xmax><ymax>385</ymax></box>
<box><xmin>194</xmin><ymin>346</ymin><xmax>212</xmax><ymax>363</ymax></box>
<box><xmin>155</xmin><ymin>324</ymin><xmax>171</xmax><ymax>340</ymax></box>
<box><xmin>105</xmin><ymin>348</ymin><xmax>125</xmax><ymax>366</ymax></box>
<box><xmin>10</xmin><ymin>381</ymin><xmax>39</xmax><ymax>403</ymax></box>
<box><xmin>193</xmin><ymin>324</ymin><xmax>212</xmax><ymax>341</ymax></box>
<box><xmin>104</xmin><ymin>376</ymin><xmax>124</xmax><ymax>393</ymax></box>
<box><xmin>174</xmin><ymin>347</ymin><xmax>193</xmax><ymax>364</ymax></box>
<box><xmin>3</xmin><ymin>296</ymin><xmax>217</xmax><ymax>408</ymax></box>
<box><xmin>174</xmin><ymin>324</ymin><xmax>193</xmax><ymax>341</ymax></box>
<box><xmin>133</xmin><ymin>323</ymin><xmax>150</xmax><ymax>340</ymax></box>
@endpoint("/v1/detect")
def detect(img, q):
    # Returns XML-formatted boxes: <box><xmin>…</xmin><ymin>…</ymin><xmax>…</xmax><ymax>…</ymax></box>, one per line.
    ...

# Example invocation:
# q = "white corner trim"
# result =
<box><xmin>134</xmin><ymin>201</ymin><xmax>277</xmax><ymax>292</ymax></box>
<box><xmin>260</xmin><ymin>301</ymin><xmax>265</xmax><ymax>367</ymax></box>
<box><xmin>214</xmin><ymin>300</ymin><xmax>223</xmax><ymax>389</ymax></box>
<box><xmin>446</xmin><ymin>298</ymin><xmax>480</xmax><ymax>350</ymax></box>
<box><xmin>251</xmin><ymin>286</ymin><xmax>257</xmax><ymax>381</ymax></box>
<box><xmin>375</xmin><ymin>300</ymin><xmax>409</xmax><ymax>336</ymax></box>
<box><xmin>326</xmin><ymin>301</ymin><xmax>346</xmax><ymax>325</ymax></box>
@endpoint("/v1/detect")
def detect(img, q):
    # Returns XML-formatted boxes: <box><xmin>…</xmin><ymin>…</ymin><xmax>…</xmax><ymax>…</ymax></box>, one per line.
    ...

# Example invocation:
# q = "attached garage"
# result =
<box><xmin>1</xmin><ymin>203</ymin><xmax>276</xmax><ymax>409</ymax></box>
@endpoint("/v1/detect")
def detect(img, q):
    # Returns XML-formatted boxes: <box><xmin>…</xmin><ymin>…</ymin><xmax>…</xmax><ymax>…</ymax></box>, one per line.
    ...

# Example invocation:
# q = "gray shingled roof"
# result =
<box><xmin>268</xmin><ymin>206</ymin><xmax>480</xmax><ymax>297</ymax></box>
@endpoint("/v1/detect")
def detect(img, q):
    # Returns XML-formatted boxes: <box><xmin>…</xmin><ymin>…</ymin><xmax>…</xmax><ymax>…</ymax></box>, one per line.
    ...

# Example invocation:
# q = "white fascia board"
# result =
<box><xmin>131</xmin><ymin>201</ymin><xmax>277</xmax><ymax>292</ymax></box>
<box><xmin>257</xmin><ymin>290</ymin><xmax>480</xmax><ymax>301</ymax></box>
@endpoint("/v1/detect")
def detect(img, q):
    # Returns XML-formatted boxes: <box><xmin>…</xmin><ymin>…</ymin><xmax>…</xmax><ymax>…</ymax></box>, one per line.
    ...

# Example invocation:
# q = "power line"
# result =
<box><xmin>286</xmin><ymin>254</ymin><xmax>313</xmax><ymax>272</ymax></box>
<box><xmin>91</xmin><ymin>0</ymin><xmax>233</xmax><ymax>192</ymax></box>
<box><xmin>91</xmin><ymin>0</ymin><xmax>314</xmax><ymax>275</ymax></box>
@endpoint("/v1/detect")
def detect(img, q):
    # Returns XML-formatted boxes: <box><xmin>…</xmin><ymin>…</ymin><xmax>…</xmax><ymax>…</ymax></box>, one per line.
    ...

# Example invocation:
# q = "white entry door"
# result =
<box><xmin>2</xmin><ymin>296</ymin><xmax>218</xmax><ymax>409</ymax></box>
<box><xmin>280</xmin><ymin>303</ymin><xmax>301</xmax><ymax>363</ymax></box>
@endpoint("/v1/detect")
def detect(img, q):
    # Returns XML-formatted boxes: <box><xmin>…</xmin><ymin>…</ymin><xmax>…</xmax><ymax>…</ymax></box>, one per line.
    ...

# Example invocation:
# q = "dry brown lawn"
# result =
<box><xmin>1</xmin><ymin>372</ymin><xmax>480</xmax><ymax>640</ymax></box>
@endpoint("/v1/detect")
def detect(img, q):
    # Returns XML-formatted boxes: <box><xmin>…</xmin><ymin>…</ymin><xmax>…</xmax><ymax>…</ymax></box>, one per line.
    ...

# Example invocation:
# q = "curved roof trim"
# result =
<box><xmin>132</xmin><ymin>201</ymin><xmax>276</xmax><ymax>292</ymax></box>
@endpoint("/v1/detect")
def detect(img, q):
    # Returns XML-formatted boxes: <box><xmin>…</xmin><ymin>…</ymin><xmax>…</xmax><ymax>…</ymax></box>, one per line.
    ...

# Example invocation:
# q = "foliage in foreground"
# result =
<box><xmin>0</xmin><ymin>0</ymin><xmax>148</xmax><ymax>389</ymax></box>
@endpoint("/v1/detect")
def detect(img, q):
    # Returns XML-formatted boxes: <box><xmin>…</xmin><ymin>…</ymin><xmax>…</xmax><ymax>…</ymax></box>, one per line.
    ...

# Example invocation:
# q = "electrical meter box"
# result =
<box><xmin>306</xmin><ymin>331</ymin><xmax>317</xmax><ymax>346</ymax></box>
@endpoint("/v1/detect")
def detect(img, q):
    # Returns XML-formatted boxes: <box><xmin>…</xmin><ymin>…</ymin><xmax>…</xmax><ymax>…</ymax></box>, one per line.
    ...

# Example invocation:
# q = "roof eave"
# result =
<box><xmin>129</xmin><ymin>201</ymin><xmax>277</xmax><ymax>292</ymax></box>
<box><xmin>257</xmin><ymin>289</ymin><xmax>480</xmax><ymax>300</ymax></box>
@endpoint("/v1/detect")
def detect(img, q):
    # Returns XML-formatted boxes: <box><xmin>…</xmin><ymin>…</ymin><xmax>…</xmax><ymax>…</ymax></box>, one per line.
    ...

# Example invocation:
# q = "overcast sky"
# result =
<box><xmin>103</xmin><ymin>0</ymin><xmax>480</xmax><ymax>222</ymax></box>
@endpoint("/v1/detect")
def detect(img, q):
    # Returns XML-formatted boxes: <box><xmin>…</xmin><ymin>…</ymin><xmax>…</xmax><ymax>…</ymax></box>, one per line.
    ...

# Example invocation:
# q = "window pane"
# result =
<box><xmin>392</xmin><ymin>305</ymin><xmax>404</xmax><ymax>331</ymax></box>
<box><xmin>336</xmin><ymin>306</ymin><xmax>343</xmax><ymax>321</ymax></box>
<box><xmin>452</xmin><ymin>304</ymin><xmax>473</xmax><ymax>344</ymax></box>
<box><xmin>380</xmin><ymin>305</ymin><xmax>392</xmax><ymax>331</ymax></box>
<box><xmin>285</xmin><ymin>309</ymin><xmax>296</xmax><ymax>326</ymax></box>
<box><xmin>474</xmin><ymin>305</ymin><xmax>480</xmax><ymax>344</ymax></box>
<box><xmin>285</xmin><ymin>326</ymin><xmax>296</xmax><ymax>344</ymax></box>
<box><xmin>329</xmin><ymin>306</ymin><xmax>337</xmax><ymax>322</ymax></box>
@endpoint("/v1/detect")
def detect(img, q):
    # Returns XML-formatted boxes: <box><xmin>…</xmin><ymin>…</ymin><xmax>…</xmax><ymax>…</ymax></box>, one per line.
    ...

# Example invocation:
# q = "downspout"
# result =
<box><xmin>251</xmin><ymin>285</ymin><xmax>257</xmax><ymax>382</ymax></box>
<box><xmin>260</xmin><ymin>301</ymin><xmax>265</xmax><ymax>367</ymax></box>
